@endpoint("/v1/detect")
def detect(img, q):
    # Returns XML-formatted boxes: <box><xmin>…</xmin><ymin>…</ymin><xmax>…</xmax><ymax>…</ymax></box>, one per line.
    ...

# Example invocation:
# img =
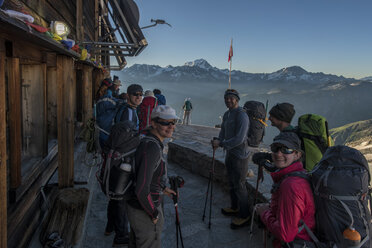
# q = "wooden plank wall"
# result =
<box><xmin>20</xmin><ymin>65</ymin><xmax>47</xmax><ymax>158</ymax></box>
<box><xmin>0</xmin><ymin>39</ymin><xmax>8</xmax><ymax>248</ymax></box>
<box><xmin>82</xmin><ymin>65</ymin><xmax>93</xmax><ymax>125</ymax></box>
<box><xmin>5</xmin><ymin>0</ymin><xmax>96</xmax><ymax>42</ymax></box>
<box><xmin>57</xmin><ymin>55</ymin><xmax>75</xmax><ymax>188</ymax></box>
<box><xmin>47</xmin><ymin>67</ymin><xmax>58</xmax><ymax>140</ymax></box>
<box><xmin>8</xmin><ymin>58</ymin><xmax>21</xmax><ymax>189</ymax></box>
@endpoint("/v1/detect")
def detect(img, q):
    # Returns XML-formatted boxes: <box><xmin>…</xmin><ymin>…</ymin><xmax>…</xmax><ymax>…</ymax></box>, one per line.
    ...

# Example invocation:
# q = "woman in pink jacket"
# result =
<box><xmin>256</xmin><ymin>132</ymin><xmax>316</xmax><ymax>248</ymax></box>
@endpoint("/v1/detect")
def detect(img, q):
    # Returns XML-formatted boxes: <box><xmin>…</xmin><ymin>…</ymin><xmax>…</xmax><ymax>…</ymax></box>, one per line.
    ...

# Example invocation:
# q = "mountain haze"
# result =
<box><xmin>121</xmin><ymin>59</ymin><xmax>358</xmax><ymax>84</ymax></box>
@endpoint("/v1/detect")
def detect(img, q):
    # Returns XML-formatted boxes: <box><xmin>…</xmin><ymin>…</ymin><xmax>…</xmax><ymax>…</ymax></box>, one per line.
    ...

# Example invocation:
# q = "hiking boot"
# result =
<box><xmin>230</xmin><ymin>216</ymin><xmax>251</xmax><ymax>229</ymax></box>
<box><xmin>221</xmin><ymin>207</ymin><xmax>239</xmax><ymax>216</ymax></box>
<box><xmin>112</xmin><ymin>236</ymin><xmax>129</xmax><ymax>247</ymax></box>
<box><xmin>104</xmin><ymin>223</ymin><xmax>114</xmax><ymax>236</ymax></box>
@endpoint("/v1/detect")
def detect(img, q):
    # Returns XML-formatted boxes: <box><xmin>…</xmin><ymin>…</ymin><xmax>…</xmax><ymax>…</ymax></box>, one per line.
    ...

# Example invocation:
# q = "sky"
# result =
<box><xmin>122</xmin><ymin>0</ymin><xmax>372</xmax><ymax>79</ymax></box>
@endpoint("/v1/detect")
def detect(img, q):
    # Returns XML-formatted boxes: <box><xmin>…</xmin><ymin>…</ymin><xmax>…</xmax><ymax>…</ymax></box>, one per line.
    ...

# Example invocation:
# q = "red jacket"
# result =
<box><xmin>138</xmin><ymin>96</ymin><xmax>158</xmax><ymax>132</ymax></box>
<box><xmin>260</xmin><ymin>161</ymin><xmax>316</xmax><ymax>247</ymax></box>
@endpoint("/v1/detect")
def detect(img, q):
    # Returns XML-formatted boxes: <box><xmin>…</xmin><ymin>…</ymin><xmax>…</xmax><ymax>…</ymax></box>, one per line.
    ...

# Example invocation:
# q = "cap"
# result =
<box><xmin>127</xmin><ymin>84</ymin><xmax>143</xmax><ymax>95</ymax></box>
<box><xmin>144</xmin><ymin>90</ymin><xmax>154</xmax><ymax>97</ymax></box>
<box><xmin>151</xmin><ymin>105</ymin><xmax>179</xmax><ymax>120</ymax></box>
<box><xmin>269</xmin><ymin>103</ymin><xmax>295</xmax><ymax>123</ymax></box>
<box><xmin>113</xmin><ymin>79</ymin><xmax>122</xmax><ymax>86</ymax></box>
<box><xmin>224</xmin><ymin>89</ymin><xmax>240</xmax><ymax>100</ymax></box>
<box><xmin>272</xmin><ymin>132</ymin><xmax>302</xmax><ymax>151</ymax></box>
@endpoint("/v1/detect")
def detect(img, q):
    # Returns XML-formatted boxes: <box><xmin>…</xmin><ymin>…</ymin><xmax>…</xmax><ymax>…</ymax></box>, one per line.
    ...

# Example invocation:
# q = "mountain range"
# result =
<box><xmin>120</xmin><ymin>59</ymin><xmax>367</xmax><ymax>84</ymax></box>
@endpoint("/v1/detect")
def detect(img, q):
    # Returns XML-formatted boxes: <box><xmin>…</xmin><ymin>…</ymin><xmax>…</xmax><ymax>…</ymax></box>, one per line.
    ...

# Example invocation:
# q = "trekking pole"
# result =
<box><xmin>249</xmin><ymin>204</ymin><xmax>257</xmax><ymax>240</ymax></box>
<box><xmin>175</xmin><ymin>201</ymin><xmax>185</xmax><ymax>248</ymax></box>
<box><xmin>253</xmin><ymin>164</ymin><xmax>264</xmax><ymax>206</ymax></box>
<box><xmin>169</xmin><ymin>176</ymin><xmax>185</xmax><ymax>248</ymax></box>
<box><xmin>208</xmin><ymin>147</ymin><xmax>216</xmax><ymax>229</ymax></box>
<box><xmin>202</xmin><ymin>170</ymin><xmax>211</xmax><ymax>222</ymax></box>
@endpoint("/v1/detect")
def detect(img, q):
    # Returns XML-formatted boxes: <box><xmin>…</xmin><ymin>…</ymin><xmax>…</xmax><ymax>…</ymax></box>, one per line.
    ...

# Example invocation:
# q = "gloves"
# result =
<box><xmin>252</xmin><ymin>152</ymin><xmax>272</xmax><ymax>165</ymax></box>
<box><xmin>252</xmin><ymin>152</ymin><xmax>277</xmax><ymax>172</ymax></box>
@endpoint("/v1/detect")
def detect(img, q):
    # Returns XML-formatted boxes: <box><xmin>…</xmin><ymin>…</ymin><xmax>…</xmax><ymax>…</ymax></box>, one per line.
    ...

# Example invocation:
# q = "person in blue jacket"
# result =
<box><xmin>211</xmin><ymin>89</ymin><xmax>251</xmax><ymax>229</ymax></box>
<box><xmin>95</xmin><ymin>78</ymin><xmax>118</xmax><ymax>148</ymax></box>
<box><xmin>153</xmin><ymin>89</ymin><xmax>166</xmax><ymax>105</ymax></box>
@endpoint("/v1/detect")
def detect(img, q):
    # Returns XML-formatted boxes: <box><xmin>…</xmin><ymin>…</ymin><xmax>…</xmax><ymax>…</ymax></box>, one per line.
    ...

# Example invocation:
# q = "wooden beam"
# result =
<box><xmin>8</xmin><ymin>58</ymin><xmax>22</xmax><ymax>189</ymax></box>
<box><xmin>94</xmin><ymin>0</ymin><xmax>100</xmax><ymax>42</ymax></box>
<box><xmin>82</xmin><ymin>65</ymin><xmax>93</xmax><ymax>125</ymax></box>
<box><xmin>0</xmin><ymin>48</ymin><xmax>7</xmax><ymax>248</ymax></box>
<box><xmin>56</xmin><ymin>55</ymin><xmax>75</xmax><ymax>188</ymax></box>
<box><xmin>42</xmin><ymin>63</ymin><xmax>48</xmax><ymax>157</ymax></box>
<box><xmin>76</xmin><ymin>0</ymin><xmax>84</xmax><ymax>41</ymax></box>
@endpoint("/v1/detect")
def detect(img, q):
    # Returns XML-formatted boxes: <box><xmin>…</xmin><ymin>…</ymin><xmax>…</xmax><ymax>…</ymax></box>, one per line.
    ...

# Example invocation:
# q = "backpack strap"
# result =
<box><xmin>140</xmin><ymin>136</ymin><xmax>164</xmax><ymax>171</ymax></box>
<box><xmin>271</xmin><ymin>171</ymin><xmax>310</xmax><ymax>194</ymax></box>
<box><xmin>298</xmin><ymin>132</ymin><xmax>328</xmax><ymax>154</ymax></box>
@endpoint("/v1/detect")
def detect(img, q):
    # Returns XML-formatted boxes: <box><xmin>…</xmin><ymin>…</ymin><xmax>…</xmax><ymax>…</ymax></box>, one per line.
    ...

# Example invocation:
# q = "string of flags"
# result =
<box><xmin>0</xmin><ymin>6</ymin><xmax>107</xmax><ymax>73</ymax></box>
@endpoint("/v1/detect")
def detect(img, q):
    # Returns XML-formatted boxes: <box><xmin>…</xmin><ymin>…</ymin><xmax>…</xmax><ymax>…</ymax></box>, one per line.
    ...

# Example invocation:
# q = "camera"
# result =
<box><xmin>168</xmin><ymin>176</ymin><xmax>185</xmax><ymax>204</ymax></box>
<box><xmin>169</xmin><ymin>176</ymin><xmax>185</xmax><ymax>191</ymax></box>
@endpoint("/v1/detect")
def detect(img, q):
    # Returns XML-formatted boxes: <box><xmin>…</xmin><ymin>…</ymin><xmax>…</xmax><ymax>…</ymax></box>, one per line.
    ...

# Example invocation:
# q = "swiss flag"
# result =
<box><xmin>228</xmin><ymin>42</ymin><xmax>233</xmax><ymax>62</ymax></box>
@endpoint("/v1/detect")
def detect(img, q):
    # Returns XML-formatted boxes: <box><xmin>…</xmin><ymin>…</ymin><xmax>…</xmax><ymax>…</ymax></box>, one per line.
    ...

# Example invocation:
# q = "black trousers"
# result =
<box><xmin>107</xmin><ymin>198</ymin><xmax>129</xmax><ymax>237</ymax></box>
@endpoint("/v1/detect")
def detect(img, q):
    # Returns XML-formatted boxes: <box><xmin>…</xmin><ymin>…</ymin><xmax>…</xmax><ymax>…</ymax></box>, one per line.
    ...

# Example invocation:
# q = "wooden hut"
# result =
<box><xmin>0</xmin><ymin>1</ymin><xmax>147</xmax><ymax>247</ymax></box>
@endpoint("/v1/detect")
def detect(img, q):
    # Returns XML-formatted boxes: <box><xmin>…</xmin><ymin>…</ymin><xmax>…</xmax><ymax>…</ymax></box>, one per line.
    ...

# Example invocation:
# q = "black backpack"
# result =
<box><xmin>96</xmin><ymin>121</ymin><xmax>140</xmax><ymax>200</ymax></box>
<box><xmin>243</xmin><ymin>101</ymin><xmax>267</xmax><ymax>147</ymax></box>
<box><xmin>280</xmin><ymin>146</ymin><xmax>372</xmax><ymax>248</ymax></box>
<box><xmin>310</xmin><ymin>145</ymin><xmax>371</xmax><ymax>248</ymax></box>
<box><xmin>96</xmin><ymin>121</ymin><xmax>163</xmax><ymax>200</ymax></box>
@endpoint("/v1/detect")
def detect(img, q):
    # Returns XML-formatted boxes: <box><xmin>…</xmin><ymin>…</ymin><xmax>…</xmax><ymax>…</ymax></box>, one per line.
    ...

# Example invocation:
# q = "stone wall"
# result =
<box><xmin>168</xmin><ymin>125</ymin><xmax>273</xmax><ymax>208</ymax></box>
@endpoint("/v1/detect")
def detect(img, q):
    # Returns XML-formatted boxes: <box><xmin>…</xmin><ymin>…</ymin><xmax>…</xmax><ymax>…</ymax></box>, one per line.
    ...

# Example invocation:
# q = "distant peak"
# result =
<box><xmin>279</xmin><ymin>66</ymin><xmax>308</xmax><ymax>74</ymax></box>
<box><xmin>184</xmin><ymin>59</ymin><xmax>212</xmax><ymax>69</ymax></box>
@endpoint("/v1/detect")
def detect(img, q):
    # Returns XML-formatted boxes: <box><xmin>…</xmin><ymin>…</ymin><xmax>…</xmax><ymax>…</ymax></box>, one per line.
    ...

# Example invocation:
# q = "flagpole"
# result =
<box><xmin>228</xmin><ymin>38</ymin><xmax>232</xmax><ymax>89</ymax></box>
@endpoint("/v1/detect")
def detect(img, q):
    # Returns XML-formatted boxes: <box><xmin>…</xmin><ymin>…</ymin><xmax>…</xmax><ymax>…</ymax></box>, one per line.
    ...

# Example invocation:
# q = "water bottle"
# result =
<box><xmin>119</xmin><ymin>163</ymin><xmax>132</xmax><ymax>172</ymax></box>
<box><xmin>343</xmin><ymin>227</ymin><xmax>361</xmax><ymax>247</ymax></box>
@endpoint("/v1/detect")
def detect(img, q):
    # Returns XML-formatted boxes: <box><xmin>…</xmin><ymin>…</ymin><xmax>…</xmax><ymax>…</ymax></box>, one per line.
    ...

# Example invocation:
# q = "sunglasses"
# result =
<box><xmin>131</xmin><ymin>92</ymin><xmax>143</xmax><ymax>97</ymax></box>
<box><xmin>156</xmin><ymin>120</ymin><xmax>176</xmax><ymax>126</ymax></box>
<box><xmin>270</xmin><ymin>145</ymin><xmax>295</xmax><ymax>154</ymax></box>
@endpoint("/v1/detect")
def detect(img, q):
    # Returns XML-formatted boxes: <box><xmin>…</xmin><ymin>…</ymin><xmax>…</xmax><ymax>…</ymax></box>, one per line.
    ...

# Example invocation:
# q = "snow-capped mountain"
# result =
<box><xmin>360</xmin><ymin>76</ymin><xmax>372</xmax><ymax>82</ymax></box>
<box><xmin>120</xmin><ymin>59</ymin><xmax>358</xmax><ymax>84</ymax></box>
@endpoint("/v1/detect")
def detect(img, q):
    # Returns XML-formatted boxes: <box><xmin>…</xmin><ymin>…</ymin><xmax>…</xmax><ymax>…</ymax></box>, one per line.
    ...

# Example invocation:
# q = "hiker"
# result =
<box><xmin>138</xmin><ymin>90</ymin><xmax>158</xmax><ymax>133</ymax></box>
<box><xmin>115</xmin><ymin>84</ymin><xmax>143</xmax><ymax>127</ymax></box>
<box><xmin>111</xmin><ymin>75</ymin><xmax>122</xmax><ymax>98</ymax></box>
<box><xmin>252</xmin><ymin>102</ymin><xmax>296</xmax><ymax>167</ymax></box>
<box><xmin>95</xmin><ymin>77</ymin><xmax>113</xmax><ymax>101</ymax></box>
<box><xmin>95</xmin><ymin>78</ymin><xmax>118</xmax><ymax>147</ymax></box>
<box><xmin>268</xmin><ymin>102</ymin><xmax>296</xmax><ymax>132</ymax></box>
<box><xmin>126</xmin><ymin>105</ymin><xmax>177</xmax><ymax>248</ymax></box>
<box><xmin>182</xmin><ymin>97</ymin><xmax>192</xmax><ymax>125</ymax></box>
<box><xmin>153</xmin><ymin>89</ymin><xmax>166</xmax><ymax>105</ymax></box>
<box><xmin>211</xmin><ymin>89</ymin><xmax>251</xmax><ymax>229</ymax></box>
<box><xmin>104</xmin><ymin>84</ymin><xmax>143</xmax><ymax>246</ymax></box>
<box><xmin>256</xmin><ymin>132</ymin><xmax>316</xmax><ymax>248</ymax></box>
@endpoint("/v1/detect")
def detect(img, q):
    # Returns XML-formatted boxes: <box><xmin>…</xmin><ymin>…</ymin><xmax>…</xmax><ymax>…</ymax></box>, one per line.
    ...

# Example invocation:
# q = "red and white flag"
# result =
<box><xmin>228</xmin><ymin>41</ymin><xmax>233</xmax><ymax>62</ymax></box>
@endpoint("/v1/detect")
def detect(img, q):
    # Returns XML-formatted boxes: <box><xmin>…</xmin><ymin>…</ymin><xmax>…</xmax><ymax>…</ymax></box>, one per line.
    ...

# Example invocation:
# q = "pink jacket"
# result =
<box><xmin>260</xmin><ymin>161</ymin><xmax>316</xmax><ymax>247</ymax></box>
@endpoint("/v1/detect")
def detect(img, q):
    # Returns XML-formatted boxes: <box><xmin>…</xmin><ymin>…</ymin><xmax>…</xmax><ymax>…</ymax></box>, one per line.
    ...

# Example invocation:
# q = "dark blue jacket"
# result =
<box><xmin>155</xmin><ymin>94</ymin><xmax>166</xmax><ymax>105</ymax></box>
<box><xmin>218</xmin><ymin>106</ymin><xmax>250</xmax><ymax>159</ymax></box>
<box><xmin>96</xmin><ymin>89</ymin><xmax>118</xmax><ymax>144</ymax></box>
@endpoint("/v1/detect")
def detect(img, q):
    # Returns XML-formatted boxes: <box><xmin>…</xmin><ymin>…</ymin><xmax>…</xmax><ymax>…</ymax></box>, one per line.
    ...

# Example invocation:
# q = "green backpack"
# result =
<box><xmin>297</xmin><ymin>114</ymin><xmax>334</xmax><ymax>171</ymax></box>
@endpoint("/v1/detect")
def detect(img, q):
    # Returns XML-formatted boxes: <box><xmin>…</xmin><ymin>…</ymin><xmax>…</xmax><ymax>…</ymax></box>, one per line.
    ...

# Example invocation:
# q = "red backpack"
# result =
<box><xmin>138</xmin><ymin>96</ymin><xmax>158</xmax><ymax>132</ymax></box>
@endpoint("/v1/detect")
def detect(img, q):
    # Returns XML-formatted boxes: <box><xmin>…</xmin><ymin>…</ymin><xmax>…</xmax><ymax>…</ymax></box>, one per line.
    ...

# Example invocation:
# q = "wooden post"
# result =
<box><xmin>94</xmin><ymin>0</ymin><xmax>99</xmax><ymax>42</ymax></box>
<box><xmin>57</xmin><ymin>55</ymin><xmax>75</xmax><ymax>188</ymax></box>
<box><xmin>0</xmin><ymin>49</ymin><xmax>8</xmax><ymax>248</ymax></box>
<box><xmin>8</xmin><ymin>58</ymin><xmax>21</xmax><ymax>189</ymax></box>
<box><xmin>82</xmin><ymin>65</ymin><xmax>93</xmax><ymax>125</ymax></box>
<box><xmin>76</xmin><ymin>0</ymin><xmax>84</xmax><ymax>41</ymax></box>
<box><xmin>42</xmin><ymin>63</ymin><xmax>48</xmax><ymax>157</ymax></box>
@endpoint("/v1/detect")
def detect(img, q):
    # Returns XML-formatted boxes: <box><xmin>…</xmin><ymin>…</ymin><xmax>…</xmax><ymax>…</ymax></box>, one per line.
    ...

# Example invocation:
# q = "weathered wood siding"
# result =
<box><xmin>4</xmin><ymin>0</ymin><xmax>96</xmax><ymax>42</ymax></box>
<box><xmin>0</xmin><ymin>38</ymin><xmax>8</xmax><ymax>248</ymax></box>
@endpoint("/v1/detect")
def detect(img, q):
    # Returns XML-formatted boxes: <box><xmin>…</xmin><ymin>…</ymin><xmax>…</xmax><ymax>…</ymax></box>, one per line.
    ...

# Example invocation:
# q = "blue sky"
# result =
<box><xmin>124</xmin><ymin>0</ymin><xmax>372</xmax><ymax>79</ymax></box>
